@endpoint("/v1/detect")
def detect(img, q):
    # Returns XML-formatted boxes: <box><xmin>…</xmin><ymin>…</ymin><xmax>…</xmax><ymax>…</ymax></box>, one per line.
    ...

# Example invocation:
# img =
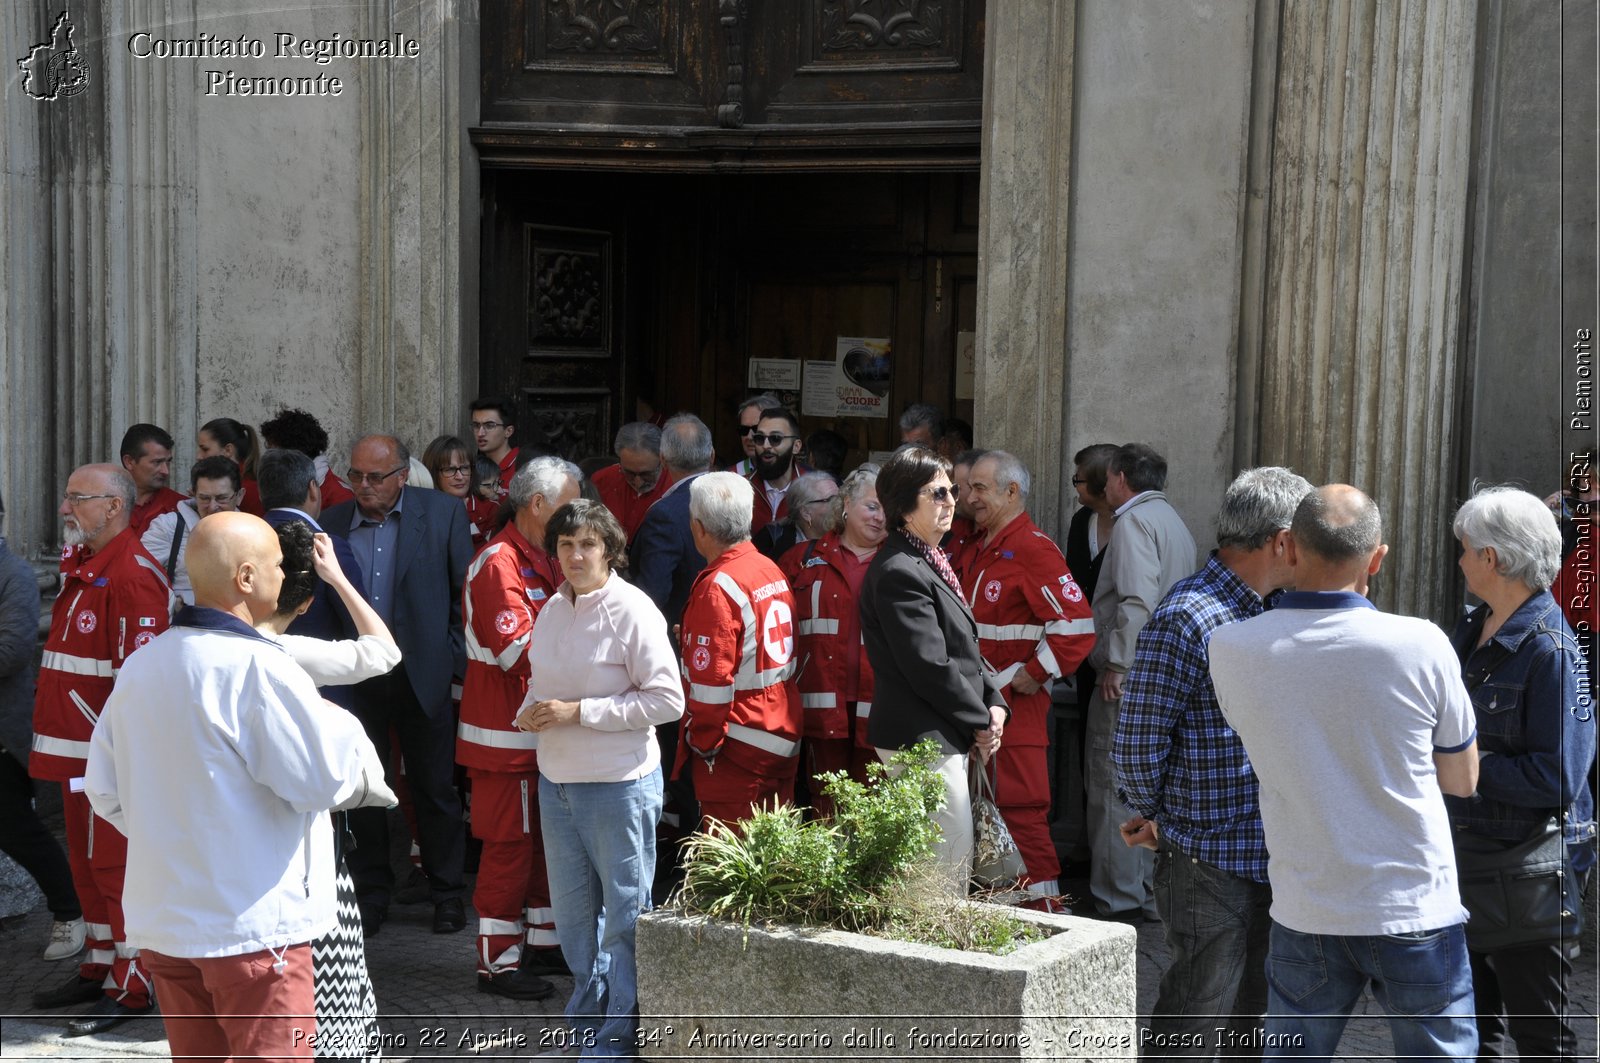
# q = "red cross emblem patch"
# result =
<box><xmin>984</xmin><ymin>579</ymin><xmax>1002</xmax><ymax>603</ymax></box>
<box><xmin>762</xmin><ymin>600</ymin><xmax>795</xmax><ymax>664</ymax></box>
<box><xmin>691</xmin><ymin>645</ymin><xmax>711</xmax><ymax>671</ymax></box>
<box><xmin>75</xmin><ymin>609</ymin><xmax>97</xmax><ymax>634</ymax></box>
<box><xmin>494</xmin><ymin>609</ymin><xmax>518</xmax><ymax>635</ymax></box>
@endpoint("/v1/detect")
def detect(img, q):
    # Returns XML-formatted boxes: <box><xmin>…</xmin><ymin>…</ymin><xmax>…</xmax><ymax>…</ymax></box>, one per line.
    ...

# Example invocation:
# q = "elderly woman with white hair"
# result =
<box><xmin>756</xmin><ymin>471</ymin><xmax>839</xmax><ymax>561</ymax></box>
<box><xmin>1447</xmin><ymin>485</ymin><xmax>1596</xmax><ymax>1061</ymax></box>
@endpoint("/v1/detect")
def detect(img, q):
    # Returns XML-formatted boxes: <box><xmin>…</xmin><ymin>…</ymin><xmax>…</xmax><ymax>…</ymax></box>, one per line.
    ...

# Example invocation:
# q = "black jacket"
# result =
<box><xmin>859</xmin><ymin>531</ymin><xmax>1004</xmax><ymax>753</ymax></box>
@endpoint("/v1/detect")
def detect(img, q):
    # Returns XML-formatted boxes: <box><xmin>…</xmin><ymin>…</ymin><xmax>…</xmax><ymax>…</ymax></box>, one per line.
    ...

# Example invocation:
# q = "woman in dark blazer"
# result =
<box><xmin>859</xmin><ymin>445</ymin><xmax>1006</xmax><ymax>893</ymax></box>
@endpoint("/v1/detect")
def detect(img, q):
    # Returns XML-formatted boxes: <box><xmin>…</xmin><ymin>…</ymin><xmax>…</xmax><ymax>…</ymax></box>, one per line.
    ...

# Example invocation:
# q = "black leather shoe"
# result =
<box><xmin>64</xmin><ymin>994</ymin><xmax>156</xmax><ymax>1037</ymax></box>
<box><xmin>477</xmin><ymin>969</ymin><xmax>556</xmax><ymax>1001</ymax></box>
<box><xmin>359</xmin><ymin>902</ymin><xmax>387</xmax><ymax>937</ymax></box>
<box><xmin>433</xmin><ymin>897</ymin><xmax>465</xmax><ymax>934</ymax></box>
<box><xmin>393</xmin><ymin>867</ymin><xmax>431</xmax><ymax>905</ymax></box>
<box><xmin>521</xmin><ymin>947</ymin><xmax>571</xmax><ymax>977</ymax></box>
<box><xmin>32</xmin><ymin>973</ymin><xmax>103</xmax><ymax>1009</ymax></box>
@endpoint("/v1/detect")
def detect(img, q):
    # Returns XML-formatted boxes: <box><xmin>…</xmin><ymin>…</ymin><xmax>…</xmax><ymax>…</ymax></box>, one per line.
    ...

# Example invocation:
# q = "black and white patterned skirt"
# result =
<box><xmin>311</xmin><ymin>843</ymin><xmax>382</xmax><ymax>1060</ymax></box>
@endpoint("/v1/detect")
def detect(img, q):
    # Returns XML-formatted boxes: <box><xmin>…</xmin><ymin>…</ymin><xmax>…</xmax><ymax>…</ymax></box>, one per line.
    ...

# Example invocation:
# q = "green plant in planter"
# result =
<box><xmin>673</xmin><ymin>740</ymin><xmax>1042</xmax><ymax>953</ymax></box>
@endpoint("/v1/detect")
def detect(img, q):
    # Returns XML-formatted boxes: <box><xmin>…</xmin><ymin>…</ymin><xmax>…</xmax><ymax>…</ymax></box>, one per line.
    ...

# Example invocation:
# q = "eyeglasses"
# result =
<box><xmin>347</xmin><ymin>466</ymin><xmax>406</xmax><ymax>486</ymax></box>
<box><xmin>621</xmin><ymin>467</ymin><xmax>660</xmax><ymax>482</ymax></box>
<box><xmin>750</xmin><ymin>433</ymin><xmax>797</xmax><ymax>447</ymax></box>
<box><xmin>737</xmin><ymin>424</ymin><xmax>758</xmax><ymax>437</ymax></box>
<box><xmin>440</xmin><ymin>465</ymin><xmax>473</xmax><ymax>476</ymax></box>
<box><xmin>478</xmin><ymin>480</ymin><xmax>501</xmax><ymax>492</ymax></box>
<box><xmin>471</xmin><ymin>421</ymin><xmax>507</xmax><ymax>432</ymax></box>
<box><xmin>194</xmin><ymin>492</ymin><xmax>241</xmax><ymax>506</ymax></box>
<box><xmin>1071</xmin><ymin>477</ymin><xmax>1088</xmax><ymax>486</ymax></box>
<box><xmin>63</xmin><ymin>493</ymin><xmax>116</xmax><ymax>508</ymax></box>
<box><xmin>919</xmin><ymin>485</ymin><xmax>958</xmax><ymax>503</ymax></box>
<box><xmin>801</xmin><ymin>496</ymin><xmax>838</xmax><ymax>509</ymax></box>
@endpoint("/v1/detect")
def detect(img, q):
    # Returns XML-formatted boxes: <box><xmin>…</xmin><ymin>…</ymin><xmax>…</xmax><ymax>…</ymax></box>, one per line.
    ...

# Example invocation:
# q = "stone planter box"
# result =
<box><xmin>636</xmin><ymin>905</ymin><xmax>1136</xmax><ymax>1063</ymax></box>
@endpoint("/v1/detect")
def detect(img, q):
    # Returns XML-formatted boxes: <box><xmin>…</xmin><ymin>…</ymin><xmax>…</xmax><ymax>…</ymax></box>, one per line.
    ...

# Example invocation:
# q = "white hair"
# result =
<box><xmin>510</xmin><ymin>455</ymin><xmax>581</xmax><ymax>510</ymax></box>
<box><xmin>690</xmin><ymin>471</ymin><xmax>753</xmax><ymax>545</ymax></box>
<box><xmin>981</xmin><ymin>450</ymin><xmax>1031</xmax><ymax>497</ymax></box>
<box><xmin>1453</xmin><ymin>485</ymin><xmax>1563</xmax><ymax>591</ymax></box>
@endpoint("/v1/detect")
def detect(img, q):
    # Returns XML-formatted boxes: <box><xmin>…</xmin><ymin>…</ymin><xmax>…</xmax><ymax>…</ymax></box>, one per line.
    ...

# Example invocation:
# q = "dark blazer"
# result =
<box><xmin>263</xmin><ymin>507</ymin><xmax>365</xmax><ymax>642</ymax></box>
<box><xmin>0</xmin><ymin>538</ymin><xmax>40</xmax><ymax>768</ymax></box>
<box><xmin>859</xmin><ymin>531</ymin><xmax>1004</xmax><ymax>753</ymax></box>
<box><xmin>629</xmin><ymin>471</ymin><xmax>708</xmax><ymax>627</ymax></box>
<box><xmin>324</xmin><ymin>486</ymin><xmax>471</xmax><ymax>715</ymax></box>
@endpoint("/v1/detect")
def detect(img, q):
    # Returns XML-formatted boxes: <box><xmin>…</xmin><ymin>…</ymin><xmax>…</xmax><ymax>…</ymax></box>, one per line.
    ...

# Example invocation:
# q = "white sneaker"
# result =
<box><xmin>43</xmin><ymin>917</ymin><xmax>86</xmax><ymax>961</ymax></box>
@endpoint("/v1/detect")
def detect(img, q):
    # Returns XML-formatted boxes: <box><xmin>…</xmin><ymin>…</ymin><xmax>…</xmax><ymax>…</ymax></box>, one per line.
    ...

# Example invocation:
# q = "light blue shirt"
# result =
<box><xmin>347</xmin><ymin>489</ymin><xmax>404</xmax><ymax>627</ymax></box>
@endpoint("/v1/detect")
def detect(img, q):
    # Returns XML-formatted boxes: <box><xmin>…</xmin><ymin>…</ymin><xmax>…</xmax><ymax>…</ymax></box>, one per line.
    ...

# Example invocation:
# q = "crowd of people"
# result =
<box><xmin>0</xmin><ymin>391</ymin><xmax>1592</xmax><ymax>1060</ymax></box>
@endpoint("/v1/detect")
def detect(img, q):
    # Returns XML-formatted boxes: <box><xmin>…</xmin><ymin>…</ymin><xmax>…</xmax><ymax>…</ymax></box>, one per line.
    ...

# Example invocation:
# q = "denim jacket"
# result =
<box><xmin>1445</xmin><ymin>591</ymin><xmax>1597</xmax><ymax>848</ymax></box>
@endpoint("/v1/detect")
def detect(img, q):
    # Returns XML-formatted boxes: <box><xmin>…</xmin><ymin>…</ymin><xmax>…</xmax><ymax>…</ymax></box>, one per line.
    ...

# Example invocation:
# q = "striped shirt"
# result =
<box><xmin>1112</xmin><ymin>554</ymin><xmax>1269</xmax><ymax>882</ymax></box>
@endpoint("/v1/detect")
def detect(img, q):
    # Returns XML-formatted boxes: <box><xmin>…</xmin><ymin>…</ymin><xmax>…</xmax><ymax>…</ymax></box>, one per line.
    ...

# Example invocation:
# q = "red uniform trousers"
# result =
<box><xmin>693</xmin><ymin>757</ymin><xmax>797</xmax><ymax>832</ymax></box>
<box><xmin>992</xmin><ymin>694</ymin><xmax>1060</xmax><ymax>888</ymax></box>
<box><xmin>62</xmin><ymin>787</ymin><xmax>150</xmax><ymax>1006</ymax></box>
<box><xmin>469</xmin><ymin>769</ymin><xmax>556</xmax><ymax>975</ymax></box>
<box><xmin>144</xmin><ymin>943</ymin><xmax>315</xmax><ymax>1062</ymax></box>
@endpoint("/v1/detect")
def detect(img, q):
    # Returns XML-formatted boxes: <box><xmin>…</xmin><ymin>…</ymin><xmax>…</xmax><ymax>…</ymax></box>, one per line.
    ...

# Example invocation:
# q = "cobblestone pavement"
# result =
<box><xmin>0</xmin><ymin>858</ymin><xmax>1595</xmax><ymax>1060</ymax></box>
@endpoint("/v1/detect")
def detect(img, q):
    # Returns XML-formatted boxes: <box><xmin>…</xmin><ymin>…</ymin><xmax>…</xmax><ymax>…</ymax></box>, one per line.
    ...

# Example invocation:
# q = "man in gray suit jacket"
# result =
<box><xmin>325</xmin><ymin>434</ymin><xmax>472</xmax><ymax>936</ymax></box>
<box><xmin>1084</xmin><ymin>443</ymin><xmax>1197</xmax><ymax>920</ymax></box>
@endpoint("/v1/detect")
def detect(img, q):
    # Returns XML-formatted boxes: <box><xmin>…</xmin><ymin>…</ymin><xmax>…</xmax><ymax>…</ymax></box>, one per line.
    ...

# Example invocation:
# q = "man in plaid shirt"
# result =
<box><xmin>1112</xmin><ymin>467</ymin><xmax>1311</xmax><ymax>1058</ymax></box>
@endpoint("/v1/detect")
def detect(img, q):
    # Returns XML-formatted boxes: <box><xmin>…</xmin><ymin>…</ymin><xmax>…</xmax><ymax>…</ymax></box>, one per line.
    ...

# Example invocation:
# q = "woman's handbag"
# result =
<box><xmin>969</xmin><ymin>762</ymin><xmax>1027</xmax><ymax>889</ymax></box>
<box><xmin>1455</xmin><ymin>817</ymin><xmax>1577</xmax><ymax>952</ymax></box>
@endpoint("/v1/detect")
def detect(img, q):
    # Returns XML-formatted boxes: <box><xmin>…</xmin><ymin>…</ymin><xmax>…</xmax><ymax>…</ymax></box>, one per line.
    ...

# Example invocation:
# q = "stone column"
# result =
<box><xmin>1</xmin><ymin>1</ymin><xmax>199</xmax><ymax>562</ymax></box>
<box><xmin>973</xmin><ymin>0</ymin><xmax>1076</xmax><ymax>536</ymax></box>
<box><xmin>1255</xmin><ymin>0</ymin><xmax>1477</xmax><ymax>620</ymax></box>
<box><xmin>356</xmin><ymin>0</ymin><xmax>476</xmax><ymax>442</ymax></box>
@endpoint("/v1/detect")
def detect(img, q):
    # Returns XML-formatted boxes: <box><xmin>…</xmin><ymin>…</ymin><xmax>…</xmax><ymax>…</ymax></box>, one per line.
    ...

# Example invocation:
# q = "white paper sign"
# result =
<box><xmin>801</xmin><ymin>361</ymin><xmax>840</xmax><ymax>418</ymax></box>
<box><xmin>747</xmin><ymin>358</ymin><xmax>803</xmax><ymax>391</ymax></box>
<box><xmin>955</xmin><ymin>330</ymin><xmax>976</xmax><ymax>401</ymax></box>
<box><xmin>832</xmin><ymin>337</ymin><xmax>891</xmax><ymax>419</ymax></box>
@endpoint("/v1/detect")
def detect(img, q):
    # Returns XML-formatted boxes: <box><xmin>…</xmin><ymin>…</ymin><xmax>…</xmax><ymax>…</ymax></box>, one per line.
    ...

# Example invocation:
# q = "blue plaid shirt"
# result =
<box><xmin>1113</xmin><ymin>554</ymin><xmax>1268</xmax><ymax>881</ymax></box>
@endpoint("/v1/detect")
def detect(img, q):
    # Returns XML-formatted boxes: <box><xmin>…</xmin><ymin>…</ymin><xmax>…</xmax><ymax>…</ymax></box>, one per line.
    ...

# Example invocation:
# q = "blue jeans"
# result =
<box><xmin>1150</xmin><ymin>839</ymin><xmax>1272</xmax><ymax>1057</ymax></box>
<box><xmin>1263</xmin><ymin>921</ymin><xmax>1476</xmax><ymax>1060</ymax></box>
<box><xmin>540</xmin><ymin>770</ymin><xmax>664</xmax><ymax>1059</ymax></box>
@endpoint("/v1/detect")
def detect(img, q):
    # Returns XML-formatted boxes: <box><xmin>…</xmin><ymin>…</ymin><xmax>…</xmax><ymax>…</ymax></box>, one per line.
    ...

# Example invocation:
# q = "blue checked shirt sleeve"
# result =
<box><xmin>1113</xmin><ymin>607</ymin><xmax>1206</xmax><ymax>818</ymax></box>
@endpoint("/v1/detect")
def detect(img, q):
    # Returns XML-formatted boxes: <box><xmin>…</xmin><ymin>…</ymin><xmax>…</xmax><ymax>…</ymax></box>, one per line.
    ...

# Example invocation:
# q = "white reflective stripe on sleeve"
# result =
<box><xmin>114</xmin><ymin>942</ymin><xmax>140</xmax><ymax>958</ymax></box>
<box><xmin>495</xmin><ymin>633</ymin><xmax>530</xmax><ymax>671</ymax></box>
<box><xmin>688</xmin><ymin>681</ymin><xmax>736</xmax><ymax>705</ymax></box>
<box><xmin>713</xmin><ymin>571</ymin><xmax>761</xmax><ymax>677</ymax></box>
<box><xmin>797</xmin><ymin>618</ymin><xmax>839</xmax><ymax>636</ymax></box>
<box><xmin>1045</xmin><ymin>617</ymin><xmax>1095</xmax><ymax>636</ymax></box>
<box><xmin>457</xmin><ymin>722</ymin><xmax>539</xmax><ymax>749</ymax></box>
<box><xmin>801</xmin><ymin>692</ymin><xmax>837</xmax><ymax>709</ymax></box>
<box><xmin>1034</xmin><ymin>641</ymin><xmax>1060</xmax><ymax>678</ymax></box>
<box><xmin>478</xmin><ymin>917</ymin><xmax>522</xmax><ymax>936</ymax></box>
<box><xmin>87</xmin><ymin>922</ymin><xmax>113</xmax><ymax>939</ymax></box>
<box><xmin>40</xmin><ymin>650</ymin><xmax>115</xmax><ymax>677</ymax></box>
<box><xmin>132</xmin><ymin>552</ymin><xmax>171</xmax><ymax>589</ymax></box>
<box><xmin>854</xmin><ymin>700</ymin><xmax>872</xmax><ymax>718</ymax></box>
<box><xmin>524</xmin><ymin>906</ymin><xmax>554</xmax><ymax>924</ymax></box>
<box><xmin>810</xmin><ymin>580</ymin><xmax>821</xmax><ymax>618</ymax></box>
<box><xmin>528</xmin><ymin>928</ymin><xmax>561</xmax><ymax>947</ymax></box>
<box><xmin>736</xmin><ymin>658</ymin><xmax>798</xmax><ymax>690</ymax></box>
<box><xmin>975</xmin><ymin>622</ymin><xmax>1044</xmax><ymax>641</ymax></box>
<box><xmin>86</xmin><ymin>948</ymin><xmax>115</xmax><ymax>966</ymax></box>
<box><xmin>32</xmin><ymin>734</ymin><xmax>91</xmax><ymax>759</ymax></box>
<box><xmin>69</xmin><ymin>690</ymin><xmax>99</xmax><ymax>726</ymax></box>
<box><xmin>725</xmin><ymin>722</ymin><xmax>800</xmax><ymax>758</ymax></box>
<box><xmin>993</xmin><ymin>662</ymin><xmax>1023</xmax><ymax>688</ymax></box>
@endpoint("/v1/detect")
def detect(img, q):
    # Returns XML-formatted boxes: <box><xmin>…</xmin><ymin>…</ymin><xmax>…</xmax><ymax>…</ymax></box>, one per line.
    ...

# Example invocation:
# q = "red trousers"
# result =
<box><xmin>693</xmin><ymin>756</ymin><xmax>796</xmax><ymax>832</ymax></box>
<box><xmin>803</xmin><ymin>738</ymin><xmax>876</xmax><ymax>819</ymax></box>
<box><xmin>61</xmin><ymin>786</ymin><xmax>150</xmax><ymax>1006</ymax></box>
<box><xmin>468</xmin><ymin>770</ymin><xmax>555</xmax><ymax>975</ymax></box>
<box><xmin>144</xmin><ymin>943</ymin><xmax>315</xmax><ymax>1062</ymax></box>
<box><xmin>992</xmin><ymin>742</ymin><xmax>1060</xmax><ymax>886</ymax></box>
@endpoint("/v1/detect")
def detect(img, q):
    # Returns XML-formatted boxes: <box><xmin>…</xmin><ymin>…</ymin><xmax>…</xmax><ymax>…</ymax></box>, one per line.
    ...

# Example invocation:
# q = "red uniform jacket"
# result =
<box><xmin>592</xmin><ymin>464</ymin><xmax>674</xmax><ymax>541</ymax></box>
<box><xmin>676</xmin><ymin>541</ymin><xmax>802</xmax><ymax>776</ymax></box>
<box><xmin>465</xmin><ymin>494</ymin><xmax>499</xmax><ymax>551</ymax></box>
<box><xmin>785</xmin><ymin>534</ymin><xmax>875</xmax><ymax>742</ymax></box>
<box><xmin>318</xmin><ymin>469</ymin><xmax>355</xmax><ymax>509</ymax></box>
<box><xmin>962</xmin><ymin>514</ymin><xmax>1095</xmax><ymax>746</ymax></box>
<box><xmin>945</xmin><ymin>515</ymin><xmax>982</xmax><ymax>583</ymax></box>
<box><xmin>31</xmin><ymin>529</ymin><xmax>170</xmax><ymax>782</ymax></box>
<box><xmin>128</xmin><ymin>487</ymin><xmax>185</xmax><ymax>537</ymax></box>
<box><xmin>456</xmin><ymin>522</ymin><xmax>561</xmax><ymax>773</ymax></box>
<box><xmin>746</xmin><ymin>464</ymin><xmax>811</xmax><ymax>537</ymax></box>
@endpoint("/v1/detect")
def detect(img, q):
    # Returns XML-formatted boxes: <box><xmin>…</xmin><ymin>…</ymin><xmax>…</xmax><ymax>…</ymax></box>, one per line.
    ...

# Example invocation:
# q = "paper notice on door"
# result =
<box><xmin>802</xmin><ymin>361</ymin><xmax>839</xmax><ymax>418</ymax></box>
<box><xmin>748</xmin><ymin>358</ymin><xmax>803</xmax><ymax>391</ymax></box>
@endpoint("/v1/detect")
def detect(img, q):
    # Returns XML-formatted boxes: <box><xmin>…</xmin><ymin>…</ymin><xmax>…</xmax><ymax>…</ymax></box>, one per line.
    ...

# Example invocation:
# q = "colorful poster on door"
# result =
<box><xmin>833</xmin><ymin>337</ymin><xmax>891</xmax><ymax>418</ymax></box>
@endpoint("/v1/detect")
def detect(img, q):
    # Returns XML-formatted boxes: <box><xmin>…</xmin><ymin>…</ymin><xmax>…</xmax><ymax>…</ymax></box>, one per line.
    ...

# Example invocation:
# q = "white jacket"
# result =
<box><xmin>86</xmin><ymin>607</ymin><xmax>376</xmax><ymax>957</ymax></box>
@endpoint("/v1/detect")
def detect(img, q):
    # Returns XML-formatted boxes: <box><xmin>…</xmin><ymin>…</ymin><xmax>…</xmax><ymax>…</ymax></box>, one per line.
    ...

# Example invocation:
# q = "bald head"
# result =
<box><xmin>187</xmin><ymin>513</ymin><xmax>286</xmax><ymax>623</ymax></box>
<box><xmin>1291</xmin><ymin>485</ymin><xmax>1381</xmax><ymax>563</ymax></box>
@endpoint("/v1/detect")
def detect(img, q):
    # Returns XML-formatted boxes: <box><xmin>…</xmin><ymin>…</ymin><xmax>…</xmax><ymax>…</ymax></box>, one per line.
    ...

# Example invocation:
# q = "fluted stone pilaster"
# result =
<box><xmin>1257</xmin><ymin>0</ymin><xmax>1477</xmax><ymax>620</ymax></box>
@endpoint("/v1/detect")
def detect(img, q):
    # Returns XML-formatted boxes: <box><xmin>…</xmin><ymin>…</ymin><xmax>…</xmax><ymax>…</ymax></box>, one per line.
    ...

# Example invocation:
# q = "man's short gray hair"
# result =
<box><xmin>736</xmin><ymin>392</ymin><xmax>783</xmax><ymax>418</ymax></box>
<box><xmin>106</xmin><ymin>468</ymin><xmax>136</xmax><ymax>511</ymax></box>
<box><xmin>661</xmin><ymin>414</ymin><xmax>714</xmax><ymax>474</ymax></box>
<box><xmin>1453</xmin><ymin>485</ymin><xmax>1563</xmax><ymax>591</ymax></box>
<box><xmin>509</xmin><ymin>455</ymin><xmax>581</xmax><ymax>511</ymax></box>
<box><xmin>1292</xmin><ymin>488</ymin><xmax>1381</xmax><ymax>563</ymax></box>
<box><xmin>898</xmin><ymin>402</ymin><xmax>944</xmax><ymax>439</ymax></box>
<box><xmin>982</xmin><ymin>450</ymin><xmax>1031</xmax><ymax>498</ymax></box>
<box><xmin>690</xmin><ymin>471</ymin><xmax>753</xmax><ymax>545</ymax></box>
<box><xmin>1216</xmin><ymin>467</ymin><xmax>1315</xmax><ymax>550</ymax></box>
<box><xmin>614</xmin><ymin>422</ymin><xmax>662</xmax><ymax>456</ymax></box>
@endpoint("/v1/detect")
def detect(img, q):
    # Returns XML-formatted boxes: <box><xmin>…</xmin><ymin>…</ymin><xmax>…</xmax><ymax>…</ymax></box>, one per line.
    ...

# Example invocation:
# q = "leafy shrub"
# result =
<box><xmin>673</xmin><ymin>740</ymin><xmax>1042</xmax><ymax>954</ymax></box>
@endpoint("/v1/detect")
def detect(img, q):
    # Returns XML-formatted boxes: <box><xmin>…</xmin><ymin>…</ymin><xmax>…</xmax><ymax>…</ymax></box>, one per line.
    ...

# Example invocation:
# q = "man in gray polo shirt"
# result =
<box><xmin>1208</xmin><ymin>485</ymin><xmax>1480</xmax><ymax>1059</ymax></box>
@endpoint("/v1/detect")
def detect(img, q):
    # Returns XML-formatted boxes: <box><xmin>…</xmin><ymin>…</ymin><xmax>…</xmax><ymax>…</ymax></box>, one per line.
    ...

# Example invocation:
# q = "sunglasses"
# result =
<box><xmin>919</xmin><ymin>485</ymin><xmax>959</xmax><ymax>503</ymax></box>
<box><xmin>750</xmin><ymin>433</ymin><xmax>797</xmax><ymax>447</ymax></box>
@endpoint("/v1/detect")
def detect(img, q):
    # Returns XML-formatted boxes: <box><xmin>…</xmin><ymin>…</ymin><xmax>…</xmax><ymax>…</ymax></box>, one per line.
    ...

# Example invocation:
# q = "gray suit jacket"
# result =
<box><xmin>1089</xmin><ymin>491</ymin><xmax>1197</xmax><ymax>674</ymax></box>
<box><xmin>324</xmin><ymin>487</ymin><xmax>471</xmax><ymax>715</ymax></box>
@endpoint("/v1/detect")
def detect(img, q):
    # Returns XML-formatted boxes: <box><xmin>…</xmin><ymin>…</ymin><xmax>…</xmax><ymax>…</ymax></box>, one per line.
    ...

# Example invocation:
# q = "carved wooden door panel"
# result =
<box><xmin>480</xmin><ymin>171</ymin><xmax>632</xmax><ymax>462</ymax></box>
